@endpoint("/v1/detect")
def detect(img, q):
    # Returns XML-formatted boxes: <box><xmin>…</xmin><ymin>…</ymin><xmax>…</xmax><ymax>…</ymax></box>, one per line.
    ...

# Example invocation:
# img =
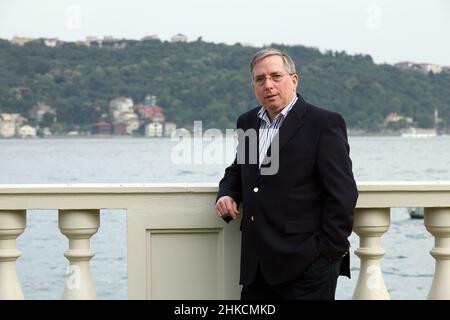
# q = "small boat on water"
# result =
<box><xmin>408</xmin><ymin>207</ymin><xmax>424</xmax><ymax>219</ymax></box>
<box><xmin>401</xmin><ymin>128</ymin><xmax>437</xmax><ymax>138</ymax></box>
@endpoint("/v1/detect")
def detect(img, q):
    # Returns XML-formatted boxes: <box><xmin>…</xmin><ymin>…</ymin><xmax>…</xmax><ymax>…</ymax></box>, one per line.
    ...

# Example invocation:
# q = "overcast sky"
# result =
<box><xmin>1</xmin><ymin>0</ymin><xmax>449</xmax><ymax>66</ymax></box>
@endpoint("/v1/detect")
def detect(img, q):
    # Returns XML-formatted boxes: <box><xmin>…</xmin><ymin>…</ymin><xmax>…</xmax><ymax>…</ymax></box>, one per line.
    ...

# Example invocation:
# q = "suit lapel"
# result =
<box><xmin>277</xmin><ymin>96</ymin><xmax>308</xmax><ymax>152</ymax></box>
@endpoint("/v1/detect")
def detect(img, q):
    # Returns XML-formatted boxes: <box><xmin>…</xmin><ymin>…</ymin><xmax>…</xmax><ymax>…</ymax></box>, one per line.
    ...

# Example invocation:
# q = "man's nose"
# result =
<box><xmin>264</xmin><ymin>77</ymin><xmax>274</xmax><ymax>88</ymax></box>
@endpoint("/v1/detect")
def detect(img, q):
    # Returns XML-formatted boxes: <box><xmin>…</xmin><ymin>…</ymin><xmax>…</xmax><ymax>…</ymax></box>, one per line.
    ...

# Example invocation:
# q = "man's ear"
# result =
<box><xmin>292</xmin><ymin>73</ymin><xmax>299</xmax><ymax>90</ymax></box>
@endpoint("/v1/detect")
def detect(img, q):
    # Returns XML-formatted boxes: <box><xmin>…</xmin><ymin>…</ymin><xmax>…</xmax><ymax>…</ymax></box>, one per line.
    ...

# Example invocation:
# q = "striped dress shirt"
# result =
<box><xmin>257</xmin><ymin>96</ymin><xmax>298</xmax><ymax>167</ymax></box>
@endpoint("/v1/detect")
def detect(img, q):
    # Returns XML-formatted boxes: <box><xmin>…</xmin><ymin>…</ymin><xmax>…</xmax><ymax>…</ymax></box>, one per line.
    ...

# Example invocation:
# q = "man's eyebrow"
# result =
<box><xmin>254</xmin><ymin>71</ymin><xmax>284</xmax><ymax>77</ymax></box>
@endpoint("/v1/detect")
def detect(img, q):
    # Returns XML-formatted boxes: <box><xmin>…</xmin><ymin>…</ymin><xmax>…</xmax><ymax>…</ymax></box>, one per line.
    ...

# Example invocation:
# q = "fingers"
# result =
<box><xmin>215</xmin><ymin>199</ymin><xmax>227</xmax><ymax>218</ymax></box>
<box><xmin>215</xmin><ymin>196</ymin><xmax>240</xmax><ymax>220</ymax></box>
<box><xmin>225</xmin><ymin>200</ymin><xmax>237</xmax><ymax>219</ymax></box>
<box><xmin>215</xmin><ymin>201</ymin><xmax>227</xmax><ymax>217</ymax></box>
<box><xmin>226</xmin><ymin>200</ymin><xmax>240</xmax><ymax>219</ymax></box>
<box><xmin>232</xmin><ymin>201</ymin><xmax>239</xmax><ymax>216</ymax></box>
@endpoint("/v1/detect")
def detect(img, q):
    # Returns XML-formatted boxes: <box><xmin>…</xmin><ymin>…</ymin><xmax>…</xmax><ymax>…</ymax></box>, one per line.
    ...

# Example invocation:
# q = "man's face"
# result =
<box><xmin>251</xmin><ymin>55</ymin><xmax>298</xmax><ymax>117</ymax></box>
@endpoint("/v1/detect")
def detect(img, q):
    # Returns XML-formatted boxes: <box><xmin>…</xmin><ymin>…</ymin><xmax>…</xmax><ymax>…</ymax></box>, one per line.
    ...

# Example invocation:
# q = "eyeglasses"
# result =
<box><xmin>252</xmin><ymin>73</ymin><xmax>293</xmax><ymax>86</ymax></box>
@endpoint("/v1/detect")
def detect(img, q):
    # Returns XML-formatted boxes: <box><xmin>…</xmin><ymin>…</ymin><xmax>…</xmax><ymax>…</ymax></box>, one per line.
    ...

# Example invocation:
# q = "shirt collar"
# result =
<box><xmin>257</xmin><ymin>95</ymin><xmax>298</xmax><ymax>124</ymax></box>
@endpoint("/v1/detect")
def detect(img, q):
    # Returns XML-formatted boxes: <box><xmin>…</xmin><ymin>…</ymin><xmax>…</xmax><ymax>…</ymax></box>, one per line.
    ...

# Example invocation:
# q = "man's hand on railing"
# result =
<box><xmin>215</xmin><ymin>196</ymin><xmax>240</xmax><ymax>221</ymax></box>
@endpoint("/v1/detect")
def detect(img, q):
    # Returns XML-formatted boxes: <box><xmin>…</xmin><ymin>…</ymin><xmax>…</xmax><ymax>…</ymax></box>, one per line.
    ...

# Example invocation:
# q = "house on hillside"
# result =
<box><xmin>112</xmin><ymin>121</ymin><xmax>128</xmax><ymax>135</ymax></box>
<box><xmin>93</xmin><ymin>121</ymin><xmax>112</xmax><ymax>135</ymax></box>
<box><xmin>171</xmin><ymin>33</ymin><xmax>188</xmax><ymax>43</ymax></box>
<box><xmin>145</xmin><ymin>122</ymin><xmax>163</xmax><ymax>137</ymax></box>
<box><xmin>394</xmin><ymin>61</ymin><xmax>444</xmax><ymax>74</ymax></box>
<box><xmin>385</xmin><ymin>112</ymin><xmax>413</xmax><ymax>124</ymax></box>
<box><xmin>10</xmin><ymin>36</ymin><xmax>34</xmax><ymax>46</ymax></box>
<box><xmin>135</xmin><ymin>104</ymin><xmax>165</xmax><ymax>123</ymax></box>
<box><xmin>29</xmin><ymin>103</ymin><xmax>56</xmax><ymax>123</ymax></box>
<box><xmin>164</xmin><ymin>122</ymin><xmax>177</xmax><ymax>137</ymax></box>
<box><xmin>18</xmin><ymin>125</ymin><xmax>37</xmax><ymax>138</ymax></box>
<box><xmin>0</xmin><ymin>113</ymin><xmax>29</xmax><ymax>138</ymax></box>
<box><xmin>109</xmin><ymin>97</ymin><xmax>134</xmax><ymax>119</ymax></box>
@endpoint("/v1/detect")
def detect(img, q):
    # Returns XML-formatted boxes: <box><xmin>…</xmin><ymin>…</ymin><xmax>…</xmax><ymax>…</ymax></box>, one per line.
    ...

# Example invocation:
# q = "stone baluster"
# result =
<box><xmin>0</xmin><ymin>210</ymin><xmax>26</xmax><ymax>300</ymax></box>
<box><xmin>425</xmin><ymin>207</ymin><xmax>450</xmax><ymax>299</ymax></box>
<box><xmin>352</xmin><ymin>208</ymin><xmax>390</xmax><ymax>300</ymax></box>
<box><xmin>59</xmin><ymin>209</ymin><xmax>100</xmax><ymax>300</ymax></box>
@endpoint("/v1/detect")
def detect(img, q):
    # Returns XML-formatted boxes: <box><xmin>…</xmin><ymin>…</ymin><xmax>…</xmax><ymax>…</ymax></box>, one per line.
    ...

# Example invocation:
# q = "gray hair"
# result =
<box><xmin>249</xmin><ymin>48</ymin><xmax>297</xmax><ymax>76</ymax></box>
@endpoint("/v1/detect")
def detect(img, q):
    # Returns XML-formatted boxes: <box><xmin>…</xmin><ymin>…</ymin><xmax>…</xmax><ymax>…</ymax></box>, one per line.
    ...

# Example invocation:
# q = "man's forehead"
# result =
<box><xmin>254</xmin><ymin>54</ymin><xmax>284</xmax><ymax>66</ymax></box>
<box><xmin>253</xmin><ymin>56</ymin><xmax>286</xmax><ymax>74</ymax></box>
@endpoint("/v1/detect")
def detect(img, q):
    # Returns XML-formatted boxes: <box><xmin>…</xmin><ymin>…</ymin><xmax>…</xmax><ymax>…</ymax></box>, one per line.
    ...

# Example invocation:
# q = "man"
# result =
<box><xmin>215</xmin><ymin>48</ymin><xmax>358</xmax><ymax>300</ymax></box>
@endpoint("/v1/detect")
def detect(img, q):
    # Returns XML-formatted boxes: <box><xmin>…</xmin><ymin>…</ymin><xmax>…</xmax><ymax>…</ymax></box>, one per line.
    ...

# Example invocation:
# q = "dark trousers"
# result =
<box><xmin>241</xmin><ymin>256</ymin><xmax>342</xmax><ymax>300</ymax></box>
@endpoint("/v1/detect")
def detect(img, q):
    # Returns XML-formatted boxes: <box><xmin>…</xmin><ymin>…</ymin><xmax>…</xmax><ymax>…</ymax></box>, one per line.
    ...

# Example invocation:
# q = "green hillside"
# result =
<box><xmin>0</xmin><ymin>38</ymin><xmax>449</xmax><ymax>133</ymax></box>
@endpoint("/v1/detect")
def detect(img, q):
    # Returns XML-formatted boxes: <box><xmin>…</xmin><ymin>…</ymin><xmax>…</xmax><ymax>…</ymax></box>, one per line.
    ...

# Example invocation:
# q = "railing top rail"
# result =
<box><xmin>1</xmin><ymin>182</ymin><xmax>450</xmax><ymax>209</ymax></box>
<box><xmin>0</xmin><ymin>183</ymin><xmax>218</xmax><ymax>194</ymax></box>
<box><xmin>357</xmin><ymin>181</ymin><xmax>450</xmax><ymax>191</ymax></box>
<box><xmin>1</xmin><ymin>181</ymin><xmax>450</xmax><ymax>194</ymax></box>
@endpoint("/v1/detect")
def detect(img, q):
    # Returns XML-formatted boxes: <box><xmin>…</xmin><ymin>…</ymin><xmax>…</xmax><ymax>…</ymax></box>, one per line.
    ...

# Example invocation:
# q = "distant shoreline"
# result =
<box><xmin>1</xmin><ymin>134</ymin><xmax>449</xmax><ymax>140</ymax></box>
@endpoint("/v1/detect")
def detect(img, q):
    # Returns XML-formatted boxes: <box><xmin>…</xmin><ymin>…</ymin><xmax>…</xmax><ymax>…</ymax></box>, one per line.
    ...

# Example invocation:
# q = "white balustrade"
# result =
<box><xmin>425</xmin><ymin>207</ymin><xmax>450</xmax><ymax>299</ymax></box>
<box><xmin>352</xmin><ymin>208</ymin><xmax>390</xmax><ymax>300</ymax></box>
<box><xmin>0</xmin><ymin>182</ymin><xmax>450</xmax><ymax>300</ymax></box>
<box><xmin>0</xmin><ymin>210</ymin><xmax>26</xmax><ymax>299</ymax></box>
<box><xmin>59</xmin><ymin>209</ymin><xmax>100</xmax><ymax>300</ymax></box>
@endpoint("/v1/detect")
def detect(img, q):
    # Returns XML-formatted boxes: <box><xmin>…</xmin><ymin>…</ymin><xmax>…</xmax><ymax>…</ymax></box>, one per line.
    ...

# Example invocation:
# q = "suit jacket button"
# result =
<box><xmin>253</xmin><ymin>187</ymin><xmax>259</xmax><ymax>193</ymax></box>
<box><xmin>251</xmin><ymin>216</ymin><xmax>255</xmax><ymax>222</ymax></box>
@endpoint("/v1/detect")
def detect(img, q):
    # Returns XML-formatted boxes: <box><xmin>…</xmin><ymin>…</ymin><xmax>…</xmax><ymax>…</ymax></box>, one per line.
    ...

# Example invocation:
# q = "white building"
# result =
<box><xmin>422</xmin><ymin>64</ymin><xmax>443</xmax><ymax>73</ymax></box>
<box><xmin>0</xmin><ymin>113</ymin><xmax>24</xmax><ymax>138</ymax></box>
<box><xmin>43</xmin><ymin>38</ymin><xmax>61</xmax><ymax>47</ymax></box>
<box><xmin>29</xmin><ymin>103</ymin><xmax>56</xmax><ymax>123</ymax></box>
<box><xmin>385</xmin><ymin>112</ymin><xmax>413</xmax><ymax>124</ymax></box>
<box><xmin>18</xmin><ymin>125</ymin><xmax>37</xmax><ymax>138</ymax></box>
<box><xmin>0</xmin><ymin>120</ymin><xmax>15</xmax><ymax>138</ymax></box>
<box><xmin>109</xmin><ymin>97</ymin><xmax>134</xmax><ymax>119</ymax></box>
<box><xmin>10</xmin><ymin>36</ymin><xmax>34</xmax><ymax>46</ymax></box>
<box><xmin>85</xmin><ymin>36</ymin><xmax>100</xmax><ymax>45</ymax></box>
<box><xmin>118</xmin><ymin>111</ymin><xmax>140</xmax><ymax>134</ymax></box>
<box><xmin>164</xmin><ymin>122</ymin><xmax>177</xmax><ymax>137</ymax></box>
<box><xmin>394</xmin><ymin>61</ymin><xmax>444</xmax><ymax>74</ymax></box>
<box><xmin>42</xmin><ymin>127</ymin><xmax>52</xmax><ymax>137</ymax></box>
<box><xmin>145</xmin><ymin>122</ymin><xmax>163</xmax><ymax>137</ymax></box>
<box><xmin>171</xmin><ymin>33</ymin><xmax>188</xmax><ymax>43</ymax></box>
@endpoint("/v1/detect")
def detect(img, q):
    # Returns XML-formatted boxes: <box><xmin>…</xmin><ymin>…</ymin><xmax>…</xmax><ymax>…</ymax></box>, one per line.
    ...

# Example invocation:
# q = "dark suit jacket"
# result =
<box><xmin>217</xmin><ymin>94</ymin><xmax>358</xmax><ymax>285</ymax></box>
